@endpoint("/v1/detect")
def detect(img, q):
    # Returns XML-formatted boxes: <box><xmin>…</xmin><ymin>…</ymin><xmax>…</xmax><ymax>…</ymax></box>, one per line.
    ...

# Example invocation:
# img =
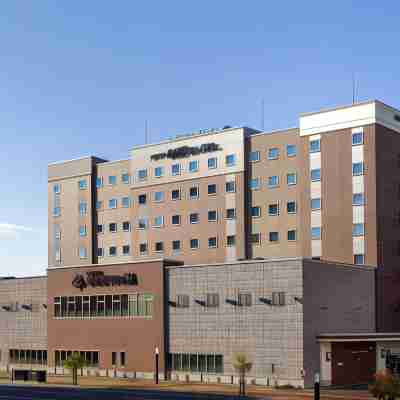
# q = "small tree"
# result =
<box><xmin>64</xmin><ymin>352</ymin><xmax>87</xmax><ymax>385</ymax></box>
<box><xmin>233</xmin><ymin>353</ymin><xmax>252</xmax><ymax>397</ymax></box>
<box><xmin>369</xmin><ymin>369</ymin><xmax>400</xmax><ymax>400</ymax></box>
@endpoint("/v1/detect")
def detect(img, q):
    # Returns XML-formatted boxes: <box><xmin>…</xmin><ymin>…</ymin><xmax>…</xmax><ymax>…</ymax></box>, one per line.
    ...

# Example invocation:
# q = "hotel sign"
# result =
<box><xmin>150</xmin><ymin>143</ymin><xmax>222</xmax><ymax>161</ymax></box>
<box><xmin>72</xmin><ymin>271</ymin><xmax>138</xmax><ymax>291</ymax></box>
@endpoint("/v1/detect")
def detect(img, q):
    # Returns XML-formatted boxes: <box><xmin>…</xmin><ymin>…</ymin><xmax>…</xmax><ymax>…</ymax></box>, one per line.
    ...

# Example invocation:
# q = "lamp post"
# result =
<box><xmin>155</xmin><ymin>347</ymin><xmax>159</xmax><ymax>384</ymax></box>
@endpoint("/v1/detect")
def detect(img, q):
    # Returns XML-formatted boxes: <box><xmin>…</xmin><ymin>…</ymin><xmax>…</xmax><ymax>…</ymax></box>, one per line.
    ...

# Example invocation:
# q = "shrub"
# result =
<box><xmin>369</xmin><ymin>369</ymin><xmax>400</xmax><ymax>400</ymax></box>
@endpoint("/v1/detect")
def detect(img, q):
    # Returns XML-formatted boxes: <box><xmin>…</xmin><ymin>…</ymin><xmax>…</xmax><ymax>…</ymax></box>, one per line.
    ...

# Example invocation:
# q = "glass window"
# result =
<box><xmin>268</xmin><ymin>148</ymin><xmax>279</xmax><ymax>160</ymax></box>
<box><xmin>311</xmin><ymin>169</ymin><xmax>321</xmax><ymax>182</ymax></box>
<box><xmin>208</xmin><ymin>157</ymin><xmax>217</xmax><ymax>169</ymax></box>
<box><xmin>171</xmin><ymin>163</ymin><xmax>181</xmax><ymax>176</ymax></box>
<box><xmin>79</xmin><ymin>225</ymin><xmax>87</xmax><ymax>237</ymax></box>
<box><xmin>97</xmin><ymin>248</ymin><xmax>104</xmax><ymax>257</ymax></box>
<box><xmin>55</xmin><ymin>248</ymin><xmax>61</xmax><ymax>262</ymax></box>
<box><xmin>138</xmin><ymin>218</ymin><xmax>148</xmax><ymax>229</ymax></box>
<box><xmin>250</xmin><ymin>233</ymin><xmax>261</xmax><ymax>244</ymax></box>
<box><xmin>79</xmin><ymin>248</ymin><xmax>87</xmax><ymax>259</ymax></box>
<box><xmin>269</xmin><ymin>232</ymin><xmax>279</xmax><ymax>242</ymax></box>
<box><xmin>208</xmin><ymin>237</ymin><xmax>217</xmax><ymax>248</ymax></box>
<box><xmin>79</xmin><ymin>201</ymin><xmax>87</xmax><ymax>216</ymax></box>
<box><xmin>287</xmin><ymin>173</ymin><xmax>297</xmax><ymax>185</ymax></box>
<box><xmin>108</xmin><ymin>175</ymin><xmax>117</xmax><ymax>185</ymax></box>
<box><xmin>153</xmin><ymin>191</ymin><xmax>164</xmax><ymax>202</ymax></box>
<box><xmin>122</xmin><ymin>197</ymin><xmax>131</xmax><ymax>208</ymax></box>
<box><xmin>353</xmin><ymin>223</ymin><xmax>365</xmax><ymax>237</ymax></box>
<box><xmin>287</xmin><ymin>201</ymin><xmax>296</xmax><ymax>214</ymax></box>
<box><xmin>109</xmin><ymin>223</ymin><xmax>117</xmax><ymax>233</ymax></box>
<box><xmin>172</xmin><ymin>240</ymin><xmax>181</xmax><ymax>251</ymax></box>
<box><xmin>208</xmin><ymin>184</ymin><xmax>217</xmax><ymax>195</ymax></box>
<box><xmin>189</xmin><ymin>213</ymin><xmax>199</xmax><ymax>224</ymax></box>
<box><xmin>226</xmin><ymin>208</ymin><xmax>236</xmax><ymax>219</ymax></box>
<box><xmin>189</xmin><ymin>186</ymin><xmax>199</xmax><ymax>199</ymax></box>
<box><xmin>208</xmin><ymin>210</ymin><xmax>217</xmax><ymax>222</ymax></box>
<box><xmin>154</xmin><ymin>166</ymin><xmax>164</xmax><ymax>178</ymax></box>
<box><xmin>96</xmin><ymin>177</ymin><xmax>103</xmax><ymax>188</ymax></box>
<box><xmin>155</xmin><ymin>242</ymin><xmax>164</xmax><ymax>252</ymax></box>
<box><xmin>189</xmin><ymin>160</ymin><xmax>199</xmax><ymax>172</ymax></box>
<box><xmin>109</xmin><ymin>198</ymin><xmax>117</xmax><ymax>209</ymax></box>
<box><xmin>110</xmin><ymin>246</ymin><xmax>117</xmax><ymax>257</ymax></box>
<box><xmin>190</xmin><ymin>238</ymin><xmax>199</xmax><ymax>249</ymax></box>
<box><xmin>311</xmin><ymin>227</ymin><xmax>321</xmax><ymax>240</ymax></box>
<box><xmin>171</xmin><ymin>189</ymin><xmax>180</xmax><ymax>200</ymax></box>
<box><xmin>288</xmin><ymin>230</ymin><xmax>297</xmax><ymax>241</ymax></box>
<box><xmin>96</xmin><ymin>224</ymin><xmax>103</xmax><ymax>234</ymax></box>
<box><xmin>138</xmin><ymin>169</ymin><xmax>147</xmax><ymax>181</ymax></box>
<box><xmin>53</xmin><ymin>183</ymin><xmax>61</xmax><ymax>194</ymax></box>
<box><xmin>352</xmin><ymin>162</ymin><xmax>364</xmax><ymax>176</ymax></box>
<box><xmin>226</xmin><ymin>181</ymin><xmax>236</xmax><ymax>193</ymax></box>
<box><xmin>78</xmin><ymin>180</ymin><xmax>87</xmax><ymax>190</ymax></box>
<box><xmin>238</xmin><ymin>293</ymin><xmax>252</xmax><ymax>307</ymax></box>
<box><xmin>53</xmin><ymin>207</ymin><xmax>61</xmax><ymax>217</ymax></box>
<box><xmin>249</xmin><ymin>151</ymin><xmax>260</xmax><ymax>162</ymax></box>
<box><xmin>139</xmin><ymin>243</ymin><xmax>148</xmax><ymax>254</ymax></box>
<box><xmin>309</xmin><ymin>139</ymin><xmax>321</xmax><ymax>153</ymax></box>
<box><xmin>352</xmin><ymin>131</ymin><xmax>363</xmax><ymax>146</ymax></box>
<box><xmin>206</xmin><ymin>293</ymin><xmax>219</xmax><ymax>307</ymax></box>
<box><xmin>353</xmin><ymin>193</ymin><xmax>364</xmax><ymax>206</ymax></box>
<box><xmin>354</xmin><ymin>254</ymin><xmax>365</xmax><ymax>265</ymax></box>
<box><xmin>122</xmin><ymin>221</ymin><xmax>131</xmax><ymax>232</ymax></box>
<box><xmin>54</xmin><ymin>225</ymin><xmax>61</xmax><ymax>240</ymax></box>
<box><xmin>225</xmin><ymin>154</ymin><xmax>236</xmax><ymax>167</ymax></box>
<box><xmin>96</xmin><ymin>201</ymin><xmax>103</xmax><ymax>210</ymax></box>
<box><xmin>121</xmin><ymin>173</ymin><xmax>130</xmax><ymax>184</ymax></box>
<box><xmin>268</xmin><ymin>175</ymin><xmax>279</xmax><ymax>188</ymax></box>
<box><xmin>138</xmin><ymin>194</ymin><xmax>146</xmax><ymax>205</ymax></box>
<box><xmin>250</xmin><ymin>178</ymin><xmax>260</xmax><ymax>190</ymax></box>
<box><xmin>153</xmin><ymin>216</ymin><xmax>164</xmax><ymax>227</ymax></box>
<box><xmin>172</xmin><ymin>215</ymin><xmax>181</xmax><ymax>225</ymax></box>
<box><xmin>251</xmin><ymin>206</ymin><xmax>261</xmax><ymax>217</ymax></box>
<box><xmin>268</xmin><ymin>203</ymin><xmax>279</xmax><ymax>216</ymax></box>
<box><xmin>287</xmin><ymin>144</ymin><xmax>297</xmax><ymax>157</ymax></box>
<box><xmin>122</xmin><ymin>245</ymin><xmax>130</xmax><ymax>255</ymax></box>
<box><xmin>311</xmin><ymin>198</ymin><xmax>321</xmax><ymax>210</ymax></box>
<box><xmin>226</xmin><ymin>235</ymin><xmax>236</xmax><ymax>246</ymax></box>
<box><xmin>120</xmin><ymin>352</ymin><xmax>126</xmax><ymax>367</ymax></box>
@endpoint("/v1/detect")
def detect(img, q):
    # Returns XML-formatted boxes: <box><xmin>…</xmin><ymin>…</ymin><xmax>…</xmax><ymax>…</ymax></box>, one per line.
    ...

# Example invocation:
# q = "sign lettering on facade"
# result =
<box><xmin>72</xmin><ymin>271</ymin><xmax>138</xmax><ymax>290</ymax></box>
<box><xmin>150</xmin><ymin>143</ymin><xmax>222</xmax><ymax>161</ymax></box>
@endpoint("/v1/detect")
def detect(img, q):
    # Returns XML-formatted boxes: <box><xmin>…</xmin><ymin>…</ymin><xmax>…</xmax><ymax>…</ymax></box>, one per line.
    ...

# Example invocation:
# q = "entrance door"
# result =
<box><xmin>331</xmin><ymin>342</ymin><xmax>376</xmax><ymax>386</ymax></box>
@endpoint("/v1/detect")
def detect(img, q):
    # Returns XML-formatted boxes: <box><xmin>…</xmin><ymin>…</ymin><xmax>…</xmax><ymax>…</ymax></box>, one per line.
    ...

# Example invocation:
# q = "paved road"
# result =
<box><xmin>0</xmin><ymin>385</ymin><xmax>268</xmax><ymax>400</ymax></box>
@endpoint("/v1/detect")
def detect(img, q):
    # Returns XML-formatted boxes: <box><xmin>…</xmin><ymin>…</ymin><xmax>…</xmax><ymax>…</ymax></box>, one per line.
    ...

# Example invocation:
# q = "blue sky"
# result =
<box><xmin>1</xmin><ymin>1</ymin><xmax>399</xmax><ymax>277</ymax></box>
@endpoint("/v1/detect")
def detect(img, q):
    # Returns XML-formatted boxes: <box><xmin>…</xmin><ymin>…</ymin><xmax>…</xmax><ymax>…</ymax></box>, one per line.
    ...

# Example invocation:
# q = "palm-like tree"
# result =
<box><xmin>233</xmin><ymin>353</ymin><xmax>252</xmax><ymax>396</ymax></box>
<box><xmin>64</xmin><ymin>352</ymin><xmax>87</xmax><ymax>385</ymax></box>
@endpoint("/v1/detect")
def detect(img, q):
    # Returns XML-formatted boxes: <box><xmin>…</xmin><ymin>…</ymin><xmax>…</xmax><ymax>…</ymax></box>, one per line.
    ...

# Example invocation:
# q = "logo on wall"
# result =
<box><xmin>72</xmin><ymin>271</ymin><xmax>138</xmax><ymax>291</ymax></box>
<box><xmin>150</xmin><ymin>143</ymin><xmax>222</xmax><ymax>161</ymax></box>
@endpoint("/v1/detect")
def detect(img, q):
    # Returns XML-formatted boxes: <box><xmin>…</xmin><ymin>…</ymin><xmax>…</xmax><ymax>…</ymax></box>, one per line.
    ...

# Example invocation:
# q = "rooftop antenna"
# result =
<box><xmin>145</xmin><ymin>120</ymin><xmax>149</xmax><ymax>144</ymax></box>
<box><xmin>261</xmin><ymin>98</ymin><xmax>265</xmax><ymax>131</ymax></box>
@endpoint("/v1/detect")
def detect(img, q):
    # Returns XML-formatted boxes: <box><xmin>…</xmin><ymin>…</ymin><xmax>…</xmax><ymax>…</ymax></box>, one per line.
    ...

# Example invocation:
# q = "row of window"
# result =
<box><xmin>55</xmin><ymin>351</ymin><xmax>99</xmax><ymax>367</ymax></box>
<box><xmin>250</xmin><ymin>173</ymin><xmax>297</xmax><ymax>190</ymax></box>
<box><xmin>9</xmin><ymin>349</ymin><xmax>47</xmax><ymax>365</ymax></box>
<box><xmin>168</xmin><ymin>353</ymin><xmax>223</xmax><ymax>374</ymax></box>
<box><xmin>54</xmin><ymin>294</ymin><xmax>154</xmax><ymax>318</ymax></box>
<box><xmin>249</xmin><ymin>144</ymin><xmax>297</xmax><ymax>162</ymax></box>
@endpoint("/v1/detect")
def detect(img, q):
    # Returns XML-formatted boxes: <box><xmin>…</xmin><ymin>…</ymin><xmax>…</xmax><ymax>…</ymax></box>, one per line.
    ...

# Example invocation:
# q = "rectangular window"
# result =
<box><xmin>78</xmin><ymin>180</ymin><xmax>87</xmax><ymax>190</ymax></box>
<box><xmin>268</xmin><ymin>148</ymin><xmax>279</xmax><ymax>160</ymax></box>
<box><xmin>172</xmin><ymin>215</ymin><xmax>181</xmax><ymax>225</ymax></box>
<box><xmin>189</xmin><ymin>186</ymin><xmax>199</xmax><ymax>199</ymax></box>
<box><xmin>109</xmin><ymin>223</ymin><xmax>117</xmax><ymax>233</ymax></box>
<box><xmin>208</xmin><ymin>210</ymin><xmax>217</xmax><ymax>222</ymax></box>
<box><xmin>121</xmin><ymin>173</ymin><xmax>130</xmax><ymax>184</ymax></box>
<box><xmin>54</xmin><ymin>225</ymin><xmax>61</xmax><ymax>240</ymax></box>
<box><xmin>311</xmin><ymin>169</ymin><xmax>321</xmax><ymax>182</ymax></box>
<box><xmin>226</xmin><ymin>181</ymin><xmax>236</xmax><ymax>193</ymax></box>
<box><xmin>155</xmin><ymin>242</ymin><xmax>164</xmax><ymax>252</ymax></box>
<box><xmin>352</xmin><ymin>193</ymin><xmax>364</xmax><ymax>206</ymax></box>
<box><xmin>287</xmin><ymin>230</ymin><xmax>297</xmax><ymax>241</ymax></box>
<box><xmin>250</xmin><ymin>178</ymin><xmax>260</xmax><ymax>190</ymax></box>
<box><xmin>153</xmin><ymin>191</ymin><xmax>164</xmax><ymax>203</ymax></box>
<box><xmin>226</xmin><ymin>208</ymin><xmax>236</xmax><ymax>219</ymax></box>
<box><xmin>55</xmin><ymin>248</ymin><xmax>61</xmax><ymax>262</ymax></box>
<box><xmin>172</xmin><ymin>240</ymin><xmax>181</xmax><ymax>252</ymax></box>
<box><xmin>249</xmin><ymin>151</ymin><xmax>260</xmax><ymax>162</ymax></box>
<box><xmin>154</xmin><ymin>166</ymin><xmax>164</xmax><ymax>178</ymax></box>
<box><xmin>122</xmin><ymin>197</ymin><xmax>131</xmax><ymax>208</ymax></box>
<box><xmin>312</xmin><ymin>227</ymin><xmax>321</xmax><ymax>240</ymax></box>
<box><xmin>97</xmin><ymin>248</ymin><xmax>104</xmax><ymax>257</ymax></box>
<box><xmin>112</xmin><ymin>352</ymin><xmax>117</xmax><ymax>366</ymax></box>
<box><xmin>352</xmin><ymin>162</ymin><xmax>364</xmax><ymax>176</ymax></box>
<box><xmin>251</xmin><ymin>206</ymin><xmax>261</xmax><ymax>218</ymax></box>
<box><xmin>354</xmin><ymin>254</ymin><xmax>365</xmax><ymax>265</ymax></box>
<box><xmin>96</xmin><ymin>224</ymin><xmax>103</xmax><ymax>234</ymax></box>
<box><xmin>109</xmin><ymin>198</ymin><xmax>117</xmax><ymax>209</ymax></box>
<box><xmin>238</xmin><ymin>293</ymin><xmax>252</xmax><ymax>307</ymax></box>
<box><xmin>137</xmin><ymin>218</ymin><xmax>148</xmax><ymax>230</ymax></box>
<box><xmin>189</xmin><ymin>213</ymin><xmax>199</xmax><ymax>224</ymax></box>
<box><xmin>352</xmin><ymin>131</ymin><xmax>363</xmax><ymax>146</ymax></box>
<box><xmin>269</xmin><ymin>232</ymin><xmax>279</xmax><ymax>242</ymax></box>
<box><xmin>109</xmin><ymin>246</ymin><xmax>117</xmax><ymax>256</ymax></box>
<box><xmin>268</xmin><ymin>203</ymin><xmax>279</xmax><ymax>216</ymax></box>
<box><xmin>287</xmin><ymin>201</ymin><xmax>296</xmax><ymax>214</ymax></box>
<box><xmin>153</xmin><ymin>216</ymin><xmax>164</xmax><ymax>228</ymax></box>
<box><xmin>171</xmin><ymin>189</ymin><xmax>181</xmax><ymax>200</ymax></box>
<box><xmin>250</xmin><ymin>233</ymin><xmax>261</xmax><ymax>245</ymax></box>
<box><xmin>108</xmin><ymin>175</ymin><xmax>117</xmax><ymax>185</ymax></box>
<box><xmin>225</xmin><ymin>154</ymin><xmax>236</xmax><ymax>167</ymax></box>
<box><xmin>96</xmin><ymin>177</ymin><xmax>103</xmax><ymax>188</ymax></box>
<box><xmin>309</xmin><ymin>139</ymin><xmax>320</xmax><ymax>153</ymax></box>
<box><xmin>353</xmin><ymin>223</ymin><xmax>365</xmax><ymax>237</ymax></box>
<box><xmin>96</xmin><ymin>201</ymin><xmax>103</xmax><ymax>210</ymax></box>
<box><xmin>79</xmin><ymin>201</ymin><xmax>87</xmax><ymax>216</ymax></box>
<box><xmin>190</xmin><ymin>238</ymin><xmax>199</xmax><ymax>249</ymax></box>
<box><xmin>139</xmin><ymin>243</ymin><xmax>148</xmax><ymax>254</ymax></box>
<box><xmin>79</xmin><ymin>247</ymin><xmax>87</xmax><ymax>259</ymax></box>
<box><xmin>311</xmin><ymin>198</ymin><xmax>321</xmax><ymax>210</ymax></box>
<box><xmin>53</xmin><ymin>207</ymin><xmax>61</xmax><ymax>217</ymax></box>
<box><xmin>208</xmin><ymin>184</ymin><xmax>217</xmax><ymax>195</ymax></box>
<box><xmin>138</xmin><ymin>194</ymin><xmax>146</xmax><ymax>205</ymax></box>
<box><xmin>177</xmin><ymin>294</ymin><xmax>189</xmax><ymax>308</ymax></box>
<box><xmin>171</xmin><ymin>163</ymin><xmax>181</xmax><ymax>176</ymax></box>
<box><xmin>122</xmin><ymin>221</ymin><xmax>131</xmax><ymax>232</ymax></box>
<box><xmin>208</xmin><ymin>237</ymin><xmax>217</xmax><ymax>248</ymax></box>
<box><xmin>120</xmin><ymin>352</ymin><xmax>126</xmax><ymax>367</ymax></box>
<box><xmin>268</xmin><ymin>175</ymin><xmax>279</xmax><ymax>188</ymax></box>
<box><xmin>138</xmin><ymin>169</ymin><xmax>148</xmax><ymax>181</ymax></box>
<box><xmin>272</xmin><ymin>292</ymin><xmax>286</xmax><ymax>306</ymax></box>
<box><xmin>287</xmin><ymin>173</ymin><xmax>297</xmax><ymax>185</ymax></box>
<box><xmin>208</xmin><ymin>157</ymin><xmax>217</xmax><ymax>169</ymax></box>
<box><xmin>122</xmin><ymin>245</ymin><xmax>130</xmax><ymax>255</ymax></box>
<box><xmin>206</xmin><ymin>293</ymin><xmax>219</xmax><ymax>307</ymax></box>
<box><xmin>287</xmin><ymin>144</ymin><xmax>297</xmax><ymax>157</ymax></box>
<box><xmin>189</xmin><ymin>160</ymin><xmax>199</xmax><ymax>172</ymax></box>
<box><xmin>79</xmin><ymin>225</ymin><xmax>87</xmax><ymax>237</ymax></box>
<box><xmin>226</xmin><ymin>235</ymin><xmax>236</xmax><ymax>246</ymax></box>
<box><xmin>53</xmin><ymin>183</ymin><xmax>61</xmax><ymax>194</ymax></box>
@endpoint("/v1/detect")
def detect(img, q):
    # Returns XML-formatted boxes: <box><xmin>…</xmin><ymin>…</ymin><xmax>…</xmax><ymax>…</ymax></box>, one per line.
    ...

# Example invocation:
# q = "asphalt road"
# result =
<box><xmin>0</xmin><ymin>385</ymin><xmax>269</xmax><ymax>400</ymax></box>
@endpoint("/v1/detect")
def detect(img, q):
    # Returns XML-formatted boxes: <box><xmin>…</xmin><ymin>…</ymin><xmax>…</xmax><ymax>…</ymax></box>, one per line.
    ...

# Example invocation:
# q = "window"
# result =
<box><xmin>138</xmin><ymin>169</ymin><xmax>147</xmax><ymax>181</ymax></box>
<box><xmin>208</xmin><ymin>184</ymin><xmax>217</xmax><ymax>195</ymax></box>
<box><xmin>122</xmin><ymin>221</ymin><xmax>131</xmax><ymax>232</ymax></box>
<box><xmin>251</xmin><ymin>206</ymin><xmax>261</xmax><ymax>218</ymax></box>
<box><xmin>122</xmin><ymin>245</ymin><xmax>130</xmax><ymax>255</ymax></box>
<box><xmin>55</xmin><ymin>248</ymin><xmax>61</xmax><ymax>262</ymax></box>
<box><xmin>139</xmin><ymin>243</ymin><xmax>148</xmax><ymax>254</ymax></box>
<box><xmin>207</xmin><ymin>210</ymin><xmax>217</xmax><ymax>222</ymax></box>
<box><xmin>108</xmin><ymin>175</ymin><xmax>117</xmax><ymax>185</ymax></box>
<box><xmin>226</xmin><ymin>208</ymin><xmax>236</xmax><ymax>219</ymax></box>
<box><xmin>171</xmin><ymin>189</ymin><xmax>181</xmax><ymax>200</ymax></box>
<box><xmin>153</xmin><ymin>191</ymin><xmax>164</xmax><ymax>203</ymax></box>
<box><xmin>250</xmin><ymin>178</ymin><xmax>260</xmax><ymax>190</ymax></box>
<box><xmin>154</xmin><ymin>166</ymin><xmax>164</xmax><ymax>178</ymax></box>
<box><xmin>53</xmin><ymin>207</ymin><xmax>61</xmax><ymax>217</ymax></box>
<box><xmin>96</xmin><ymin>224</ymin><xmax>103</xmax><ymax>234</ymax></box>
<box><xmin>353</xmin><ymin>223</ymin><xmax>365</xmax><ymax>237</ymax></box>
<box><xmin>190</xmin><ymin>213</ymin><xmax>199</xmax><ymax>224</ymax></box>
<box><xmin>353</xmin><ymin>193</ymin><xmax>364</xmax><ymax>206</ymax></box>
<box><xmin>177</xmin><ymin>294</ymin><xmax>189</xmax><ymax>308</ymax></box>
<box><xmin>226</xmin><ymin>181</ymin><xmax>236</xmax><ymax>193</ymax></box>
<box><xmin>79</xmin><ymin>201</ymin><xmax>87</xmax><ymax>216</ymax></box>
<box><xmin>96</xmin><ymin>201</ymin><xmax>103</xmax><ymax>210</ymax></box>
<box><xmin>138</xmin><ymin>194</ymin><xmax>146</xmax><ymax>205</ymax></box>
<box><xmin>311</xmin><ymin>227</ymin><xmax>321</xmax><ymax>240</ymax></box>
<box><xmin>155</xmin><ymin>242</ymin><xmax>164</xmax><ymax>252</ymax></box>
<box><xmin>238</xmin><ymin>293</ymin><xmax>252</xmax><ymax>307</ymax></box>
<box><xmin>172</xmin><ymin>240</ymin><xmax>181</xmax><ymax>252</ymax></box>
<box><xmin>354</xmin><ymin>254</ymin><xmax>365</xmax><ymax>265</ymax></box>
<box><xmin>287</xmin><ymin>201</ymin><xmax>296</xmax><ymax>214</ymax></box>
<box><xmin>250</xmin><ymin>233</ymin><xmax>261</xmax><ymax>245</ymax></box>
<box><xmin>153</xmin><ymin>216</ymin><xmax>164</xmax><ymax>228</ymax></box>
<box><xmin>78</xmin><ymin>180</ymin><xmax>87</xmax><ymax>190</ymax></box>
<box><xmin>309</xmin><ymin>139</ymin><xmax>320</xmax><ymax>153</ymax></box>
<box><xmin>226</xmin><ymin>235</ymin><xmax>236</xmax><ymax>246</ymax></box>
<box><xmin>311</xmin><ymin>198</ymin><xmax>321</xmax><ymax>210</ymax></box>
<box><xmin>352</xmin><ymin>162</ymin><xmax>364</xmax><ymax>176</ymax></box>
<box><xmin>109</xmin><ymin>223</ymin><xmax>117</xmax><ymax>233</ymax></box>
<box><xmin>352</xmin><ymin>131</ymin><xmax>363</xmax><ymax>146</ymax></box>
<box><xmin>272</xmin><ymin>292</ymin><xmax>285</xmax><ymax>306</ymax></box>
<box><xmin>96</xmin><ymin>178</ymin><xmax>103</xmax><ymax>188</ymax></box>
<box><xmin>138</xmin><ymin>218</ymin><xmax>148</xmax><ymax>230</ymax></box>
<box><xmin>97</xmin><ymin>248</ymin><xmax>104</xmax><ymax>257</ymax></box>
<box><xmin>268</xmin><ymin>176</ymin><xmax>279</xmax><ymax>188</ymax></box>
<box><xmin>225</xmin><ymin>154</ymin><xmax>236</xmax><ymax>167</ymax></box>
<box><xmin>122</xmin><ymin>197</ymin><xmax>131</xmax><ymax>208</ymax></box>
<box><xmin>268</xmin><ymin>203</ymin><xmax>279</xmax><ymax>216</ymax></box>
<box><xmin>208</xmin><ymin>237</ymin><xmax>217</xmax><ymax>248</ymax></box>
<box><xmin>287</xmin><ymin>230</ymin><xmax>297</xmax><ymax>241</ymax></box>
<box><xmin>287</xmin><ymin>173</ymin><xmax>297</xmax><ymax>185</ymax></box>
<box><xmin>120</xmin><ymin>352</ymin><xmax>126</xmax><ymax>367</ymax></box>
<box><xmin>53</xmin><ymin>184</ymin><xmax>61</xmax><ymax>194</ymax></box>
<box><xmin>189</xmin><ymin>186</ymin><xmax>199</xmax><ymax>199</ymax></box>
<box><xmin>109</xmin><ymin>198</ymin><xmax>117</xmax><ymax>209</ymax></box>
<box><xmin>190</xmin><ymin>238</ymin><xmax>199</xmax><ymax>249</ymax></box>
<box><xmin>268</xmin><ymin>148</ymin><xmax>279</xmax><ymax>160</ymax></box>
<box><xmin>121</xmin><ymin>173</ymin><xmax>130</xmax><ymax>184</ymax></box>
<box><xmin>311</xmin><ymin>169</ymin><xmax>321</xmax><ymax>182</ymax></box>
<box><xmin>112</xmin><ymin>352</ymin><xmax>117</xmax><ymax>366</ymax></box>
<box><xmin>189</xmin><ymin>160</ymin><xmax>199</xmax><ymax>172</ymax></box>
<box><xmin>172</xmin><ymin>215</ymin><xmax>181</xmax><ymax>225</ymax></box>
<box><xmin>269</xmin><ymin>232</ymin><xmax>279</xmax><ymax>242</ymax></box>
<box><xmin>54</xmin><ymin>225</ymin><xmax>61</xmax><ymax>240</ymax></box>
<box><xmin>171</xmin><ymin>163</ymin><xmax>181</xmax><ymax>176</ymax></box>
<box><xmin>79</xmin><ymin>248</ymin><xmax>87</xmax><ymax>259</ymax></box>
<box><xmin>79</xmin><ymin>225</ymin><xmax>87</xmax><ymax>237</ymax></box>
<box><xmin>206</xmin><ymin>293</ymin><xmax>219</xmax><ymax>307</ymax></box>
<box><xmin>287</xmin><ymin>144</ymin><xmax>297</xmax><ymax>157</ymax></box>
<box><xmin>208</xmin><ymin>157</ymin><xmax>217</xmax><ymax>169</ymax></box>
<box><xmin>249</xmin><ymin>151</ymin><xmax>260</xmax><ymax>162</ymax></box>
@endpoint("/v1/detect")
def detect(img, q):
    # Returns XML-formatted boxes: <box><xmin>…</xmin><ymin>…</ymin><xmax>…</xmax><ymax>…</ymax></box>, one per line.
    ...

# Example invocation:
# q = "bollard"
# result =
<box><xmin>314</xmin><ymin>372</ymin><xmax>320</xmax><ymax>400</ymax></box>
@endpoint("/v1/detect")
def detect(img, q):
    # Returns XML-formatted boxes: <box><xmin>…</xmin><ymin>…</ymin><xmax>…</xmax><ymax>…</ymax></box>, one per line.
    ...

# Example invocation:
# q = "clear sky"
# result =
<box><xmin>1</xmin><ymin>1</ymin><xmax>399</xmax><ymax>277</ymax></box>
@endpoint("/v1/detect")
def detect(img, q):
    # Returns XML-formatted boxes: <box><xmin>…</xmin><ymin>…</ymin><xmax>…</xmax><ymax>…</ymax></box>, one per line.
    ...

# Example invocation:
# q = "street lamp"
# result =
<box><xmin>155</xmin><ymin>347</ymin><xmax>159</xmax><ymax>384</ymax></box>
